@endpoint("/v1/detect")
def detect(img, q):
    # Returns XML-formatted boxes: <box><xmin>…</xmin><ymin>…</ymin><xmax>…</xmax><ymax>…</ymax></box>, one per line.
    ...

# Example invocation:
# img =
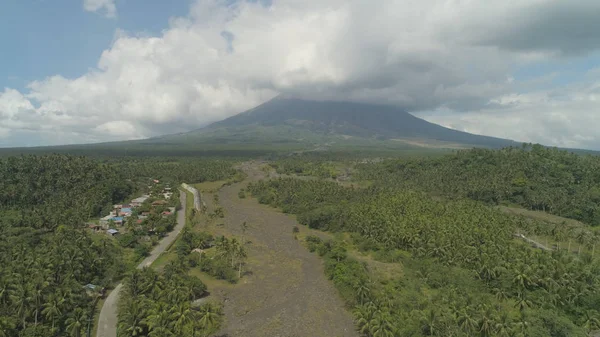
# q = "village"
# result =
<box><xmin>87</xmin><ymin>179</ymin><xmax>178</xmax><ymax>238</ymax></box>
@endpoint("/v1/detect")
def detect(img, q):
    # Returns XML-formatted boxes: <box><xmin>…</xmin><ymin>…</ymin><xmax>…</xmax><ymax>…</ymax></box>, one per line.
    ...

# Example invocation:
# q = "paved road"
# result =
<box><xmin>182</xmin><ymin>183</ymin><xmax>201</xmax><ymax>211</ymax></box>
<box><xmin>96</xmin><ymin>189</ymin><xmax>187</xmax><ymax>337</ymax></box>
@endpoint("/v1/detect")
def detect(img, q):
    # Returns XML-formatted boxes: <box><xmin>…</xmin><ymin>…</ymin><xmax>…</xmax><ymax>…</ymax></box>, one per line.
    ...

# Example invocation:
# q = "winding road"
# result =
<box><xmin>96</xmin><ymin>189</ymin><xmax>187</xmax><ymax>337</ymax></box>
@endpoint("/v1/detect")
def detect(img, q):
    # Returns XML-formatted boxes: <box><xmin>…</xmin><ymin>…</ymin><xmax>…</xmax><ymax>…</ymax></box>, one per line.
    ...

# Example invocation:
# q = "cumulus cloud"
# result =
<box><xmin>83</xmin><ymin>0</ymin><xmax>117</xmax><ymax>18</ymax></box>
<box><xmin>1</xmin><ymin>0</ymin><xmax>600</xmax><ymax>148</ymax></box>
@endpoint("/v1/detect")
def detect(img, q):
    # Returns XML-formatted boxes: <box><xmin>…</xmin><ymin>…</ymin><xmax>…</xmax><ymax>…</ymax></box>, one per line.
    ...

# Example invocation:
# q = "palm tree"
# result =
<box><xmin>353</xmin><ymin>304</ymin><xmax>374</xmax><ymax>336</ymax></box>
<box><xmin>172</xmin><ymin>303</ymin><xmax>194</xmax><ymax>335</ymax></box>
<box><xmin>494</xmin><ymin>312</ymin><xmax>513</xmax><ymax>337</ymax></box>
<box><xmin>9</xmin><ymin>282</ymin><xmax>30</xmax><ymax>328</ymax></box>
<box><xmin>354</xmin><ymin>280</ymin><xmax>372</xmax><ymax>306</ymax></box>
<box><xmin>118</xmin><ymin>300</ymin><xmax>147</xmax><ymax>337</ymax></box>
<box><xmin>42</xmin><ymin>293</ymin><xmax>65</xmax><ymax>330</ymax></box>
<box><xmin>455</xmin><ymin>307</ymin><xmax>477</xmax><ymax>335</ymax></box>
<box><xmin>582</xmin><ymin>310</ymin><xmax>600</xmax><ymax>333</ymax></box>
<box><xmin>515</xmin><ymin>292</ymin><xmax>533</xmax><ymax>312</ymax></box>
<box><xmin>147</xmin><ymin>302</ymin><xmax>173</xmax><ymax>336</ymax></box>
<box><xmin>65</xmin><ymin>308</ymin><xmax>86</xmax><ymax>337</ymax></box>
<box><xmin>477</xmin><ymin>305</ymin><xmax>496</xmax><ymax>337</ymax></box>
<box><xmin>197</xmin><ymin>303</ymin><xmax>221</xmax><ymax>335</ymax></box>
<box><xmin>576</xmin><ymin>230</ymin><xmax>588</xmax><ymax>255</ymax></box>
<box><xmin>370</xmin><ymin>312</ymin><xmax>394</xmax><ymax>337</ymax></box>
<box><xmin>421</xmin><ymin>309</ymin><xmax>438</xmax><ymax>336</ymax></box>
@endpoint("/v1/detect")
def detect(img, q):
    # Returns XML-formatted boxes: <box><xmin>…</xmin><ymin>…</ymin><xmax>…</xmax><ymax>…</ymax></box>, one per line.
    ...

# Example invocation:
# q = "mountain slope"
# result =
<box><xmin>157</xmin><ymin>97</ymin><xmax>517</xmax><ymax>149</ymax></box>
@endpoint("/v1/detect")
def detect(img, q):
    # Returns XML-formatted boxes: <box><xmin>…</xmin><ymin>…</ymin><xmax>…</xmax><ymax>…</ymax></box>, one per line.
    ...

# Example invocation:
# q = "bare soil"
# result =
<box><xmin>207</xmin><ymin>161</ymin><xmax>358</xmax><ymax>337</ymax></box>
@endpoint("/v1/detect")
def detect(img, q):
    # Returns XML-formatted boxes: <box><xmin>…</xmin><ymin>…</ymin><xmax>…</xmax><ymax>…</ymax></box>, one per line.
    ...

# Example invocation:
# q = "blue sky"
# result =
<box><xmin>1</xmin><ymin>0</ymin><xmax>189</xmax><ymax>90</ymax></box>
<box><xmin>1</xmin><ymin>0</ymin><xmax>600</xmax><ymax>149</ymax></box>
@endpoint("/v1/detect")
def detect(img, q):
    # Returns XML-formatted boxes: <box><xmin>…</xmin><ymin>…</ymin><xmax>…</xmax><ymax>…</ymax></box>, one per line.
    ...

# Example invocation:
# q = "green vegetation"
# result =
<box><xmin>110</xmin><ymin>158</ymin><xmax>237</xmax><ymax>188</ymax></box>
<box><xmin>0</xmin><ymin>155</ymin><xmax>132</xmax><ymax>337</ymax></box>
<box><xmin>117</xmin><ymin>266</ymin><xmax>221</xmax><ymax>337</ymax></box>
<box><xmin>270</xmin><ymin>156</ymin><xmax>341</xmax><ymax>178</ymax></box>
<box><xmin>116</xmin><ymin>225</ymin><xmax>248</xmax><ymax>337</ymax></box>
<box><xmin>0</xmin><ymin>154</ymin><xmax>134</xmax><ymax>228</ymax></box>
<box><xmin>0</xmin><ymin>154</ymin><xmax>238</xmax><ymax>337</ymax></box>
<box><xmin>6</xmin><ymin>141</ymin><xmax>600</xmax><ymax>337</ymax></box>
<box><xmin>357</xmin><ymin>144</ymin><xmax>600</xmax><ymax>226</ymax></box>
<box><xmin>177</xmin><ymin>228</ymin><xmax>247</xmax><ymax>284</ymax></box>
<box><xmin>248</xmin><ymin>164</ymin><xmax>600</xmax><ymax>336</ymax></box>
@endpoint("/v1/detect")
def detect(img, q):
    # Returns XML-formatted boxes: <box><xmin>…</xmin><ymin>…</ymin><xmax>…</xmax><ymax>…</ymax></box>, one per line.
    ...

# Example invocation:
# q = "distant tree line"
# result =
<box><xmin>357</xmin><ymin>144</ymin><xmax>600</xmax><ymax>226</ymax></box>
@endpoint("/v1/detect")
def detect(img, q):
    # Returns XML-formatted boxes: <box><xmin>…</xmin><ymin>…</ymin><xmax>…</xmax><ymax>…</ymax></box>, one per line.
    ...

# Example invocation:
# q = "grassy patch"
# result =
<box><xmin>90</xmin><ymin>296</ymin><xmax>106</xmax><ymax>337</ymax></box>
<box><xmin>193</xmin><ymin>180</ymin><xmax>229</xmax><ymax>193</ymax></box>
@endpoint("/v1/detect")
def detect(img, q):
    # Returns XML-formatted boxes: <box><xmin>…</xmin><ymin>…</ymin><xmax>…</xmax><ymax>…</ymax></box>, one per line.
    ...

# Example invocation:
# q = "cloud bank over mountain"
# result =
<box><xmin>1</xmin><ymin>0</ymin><xmax>600</xmax><ymax>149</ymax></box>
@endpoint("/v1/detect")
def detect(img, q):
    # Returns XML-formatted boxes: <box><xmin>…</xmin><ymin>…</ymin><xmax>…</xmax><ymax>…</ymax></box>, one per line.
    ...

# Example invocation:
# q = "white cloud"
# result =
<box><xmin>83</xmin><ymin>0</ymin><xmax>117</xmax><ymax>18</ymax></box>
<box><xmin>419</xmin><ymin>72</ymin><xmax>600</xmax><ymax>150</ymax></box>
<box><xmin>1</xmin><ymin>0</ymin><xmax>600</xmax><ymax>148</ymax></box>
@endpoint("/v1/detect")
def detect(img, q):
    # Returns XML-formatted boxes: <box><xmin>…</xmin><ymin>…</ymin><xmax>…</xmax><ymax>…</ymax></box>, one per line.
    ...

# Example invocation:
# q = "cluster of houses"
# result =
<box><xmin>88</xmin><ymin>184</ymin><xmax>176</xmax><ymax>236</ymax></box>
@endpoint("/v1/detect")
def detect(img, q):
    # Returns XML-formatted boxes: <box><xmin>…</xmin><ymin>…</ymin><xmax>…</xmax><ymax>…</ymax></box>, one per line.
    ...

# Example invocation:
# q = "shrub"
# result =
<box><xmin>134</xmin><ymin>243</ymin><xmax>151</xmax><ymax>259</ymax></box>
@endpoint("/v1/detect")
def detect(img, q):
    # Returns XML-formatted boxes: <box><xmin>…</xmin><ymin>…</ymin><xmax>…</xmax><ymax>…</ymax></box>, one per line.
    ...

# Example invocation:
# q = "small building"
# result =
<box><xmin>87</xmin><ymin>223</ymin><xmax>102</xmax><ymax>232</ymax></box>
<box><xmin>112</xmin><ymin>217</ymin><xmax>124</xmax><ymax>225</ymax></box>
<box><xmin>99</xmin><ymin>214</ymin><xmax>114</xmax><ymax>228</ymax></box>
<box><xmin>131</xmin><ymin>195</ymin><xmax>149</xmax><ymax>207</ymax></box>
<box><xmin>161</xmin><ymin>211</ymin><xmax>172</xmax><ymax>217</ymax></box>
<box><xmin>152</xmin><ymin>200</ymin><xmax>168</xmax><ymax>206</ymax></box>
<box><xmin>119</xmin><ymin>208</ymin><xmax>132</xmax><ymax>216</ymax></box>
<box><xmin>107</xmin><ymin>229</ymin><xmax>119</xmax><ymax>236</ymax></box>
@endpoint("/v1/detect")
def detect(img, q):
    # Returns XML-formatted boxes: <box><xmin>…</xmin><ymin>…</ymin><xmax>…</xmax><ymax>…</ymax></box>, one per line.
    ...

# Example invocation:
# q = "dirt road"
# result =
<box><xmin>211</xmin><ymin>161</ymin><xmax>358</xmax><ymax>337</ymax></box>
<box><xmin>96</xmin><ymin>190</ymin><xmax>187</xmax><ymax>337</ymax></box>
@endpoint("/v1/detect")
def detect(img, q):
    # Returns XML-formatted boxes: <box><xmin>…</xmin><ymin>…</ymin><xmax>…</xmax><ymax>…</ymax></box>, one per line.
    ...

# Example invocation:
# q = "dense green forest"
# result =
<box><xmin>357</xmin><ymin>144</ymin><xmax>600</xmax><ymax>226</ymax></box>
<box><xmin>0</xmin><ymin>155</ymin><xmax>131</xmax><ymax>337</ymax></box>
<box><xmin>116</xmin><ymin>226</ymin><xmax>248</xmax><ymax>337</ymax></box>
<box><xmin>0</xmin><ymin>154</ymin><xmax>135</xmax><ymax>228</ymax></box>
<box><xmin>248</xmin><ymin>175</ymin><xmax>600</xmax><ymax>336</ymax></box>
<box><xmin>0</xmin><ymin>154</ymin><xmax>237</xmax><ymax>337</ymax></box>
<box><xmin>117</xmin><ymin>265</ymin><xmax>221</xmax><ymax>337</ymax></box>
<box><xmin>108</xmin><ymin>157</ymin><xmax>238</xmax><ymax>188</ymax></box>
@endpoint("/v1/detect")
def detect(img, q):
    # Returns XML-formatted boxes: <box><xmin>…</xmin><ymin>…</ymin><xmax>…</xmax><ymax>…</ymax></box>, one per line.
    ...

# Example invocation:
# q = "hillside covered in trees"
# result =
<box><xmin>357</xmin><ymin>144</ymin><xmax>600</xmax><ymax>226</ymax></box>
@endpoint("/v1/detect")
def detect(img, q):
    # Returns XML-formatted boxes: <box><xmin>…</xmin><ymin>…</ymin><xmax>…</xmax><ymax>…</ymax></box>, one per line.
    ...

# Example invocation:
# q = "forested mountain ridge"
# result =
<box><xmin>357</xmin><ymin>144</ymin><xmax>600</xmax><ymax>226</ymax></box>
